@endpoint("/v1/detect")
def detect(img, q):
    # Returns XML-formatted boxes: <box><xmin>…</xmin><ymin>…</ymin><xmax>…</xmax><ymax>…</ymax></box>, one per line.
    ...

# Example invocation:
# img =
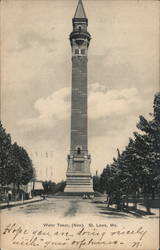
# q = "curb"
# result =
<box><xmin>0</xmin><ymin>197</ymin><xmax>44</xmax><ymax>210</ymax></box>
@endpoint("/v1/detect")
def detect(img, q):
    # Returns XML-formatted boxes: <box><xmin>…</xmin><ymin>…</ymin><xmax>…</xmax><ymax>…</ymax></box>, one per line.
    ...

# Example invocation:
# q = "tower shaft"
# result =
<box><xmin>71</xmin><ymin>56</ymin><xmax>88</xmax><ymax>153</ymax></box>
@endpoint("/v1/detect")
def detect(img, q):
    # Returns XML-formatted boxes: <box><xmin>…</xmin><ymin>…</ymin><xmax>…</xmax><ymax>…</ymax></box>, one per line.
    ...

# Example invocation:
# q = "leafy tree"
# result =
<box><xmin>100</xmin><ymin>165</ymin><xmax>117</xmax><ymax>195</ymax></box>
<box><xmin>42</xmin><ymin>181</ymin><xmax>66</xmax><ymax>194</ymax></box>
<box><xmin>7</xmin><ymin>147</ymin><xmax>23</xmax><ymax>189</ymax></box>
<box><xmin>11</xmin><ymin>143</ymin><xmax>34</xmax><ymax>186</ymax></box>
<box><xmin>135</xmin><ymin>93</ymin><xmax>160</xmax><ymax>203</ymax></box>
<box><xmin>118</xmin><ymin>139</ymin><xmax>144</xmax><ymax>208</ymax></box>
<box><xmin>54</xmin><ymin>181</ymin><xmax>66</xmax><ymax>193</ymax></box>
<box><xmin>0</xmin><ymin>122</ymin><xmax>35</xmax><ymax>190</ymax></box>
<box><xmin>42</xmin><ymin>181</ymin><xmax>56</xmax><ymax>194</ymax></box>
<box><xmin>99</xmin><ymin>168</ymin><xmax>107</xmax><ymax>194</ymax></box>
<box><xmin>0</xmin><ymin>122</ymin><xmax>12</xmax><ymax>186</ymax></box>
<box><xmin>93</xmin><ymin>175</ymin><xmax>101</xmax><ymax>192</ymax></box>
<box><xmin>5</xmin><ymin>143</ymin><xmax>34</xmax><ymax>190</ymax></box>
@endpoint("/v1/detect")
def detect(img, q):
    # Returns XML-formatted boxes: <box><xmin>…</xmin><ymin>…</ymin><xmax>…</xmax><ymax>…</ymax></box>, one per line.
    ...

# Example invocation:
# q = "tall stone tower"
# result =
<box><xmin>65</xmin><ymin>0</ymin><xmax>93</xmax><ymax>194</ymax></box>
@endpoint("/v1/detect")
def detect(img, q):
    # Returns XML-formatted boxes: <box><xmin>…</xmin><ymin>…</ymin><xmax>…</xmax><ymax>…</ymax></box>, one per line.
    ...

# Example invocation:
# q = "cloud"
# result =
<box><xmin>34</xmin><ymin>87</ymin><xmax>69</xmax><ymax>120</ymax></box>
<box><xmin>89</xmin><ymin>83</ymin><xmax>143</xmax><ymax>119</ymax></box>
<box><xmin>19</xmin><ymin>87</ymin><xmax>70</xmax><ymax>128</ymax></box>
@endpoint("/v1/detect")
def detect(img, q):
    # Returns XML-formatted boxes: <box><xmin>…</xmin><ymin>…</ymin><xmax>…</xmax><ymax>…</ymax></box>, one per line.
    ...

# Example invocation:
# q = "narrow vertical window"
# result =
<box><xmin>81</xmin><ymin>49</ymin><xmax>85</xmax><ymax>55</ymax></box>
<box><xmin>75</xmin><ymin>49</ymin><xmax>79</xmax><ymax>54</ymax></box>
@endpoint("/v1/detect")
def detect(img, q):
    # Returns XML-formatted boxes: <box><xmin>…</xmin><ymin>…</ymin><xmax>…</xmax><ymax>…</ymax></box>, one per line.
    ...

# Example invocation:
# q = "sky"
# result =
<box><xmin>1</xmin><ymin>0</ymin><xmax>159</xmax><ymax>182</ymax></box>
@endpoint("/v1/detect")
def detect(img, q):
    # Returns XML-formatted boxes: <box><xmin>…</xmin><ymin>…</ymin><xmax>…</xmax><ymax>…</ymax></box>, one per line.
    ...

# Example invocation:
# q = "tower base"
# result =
<box><xmin>65</xmin><ymin>176</ymin><xmax>94</xmax><ymax>193</ymax></box>
<box><xmin>65</xmin><ymin>154</ymin><xmax>94</xmax><ymax>194</ymax></box>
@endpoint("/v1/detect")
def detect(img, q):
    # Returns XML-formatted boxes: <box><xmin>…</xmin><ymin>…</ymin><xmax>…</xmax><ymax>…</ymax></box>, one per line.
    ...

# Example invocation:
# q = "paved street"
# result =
<box><xmin>1</xmin><ymin>197</ymin><xmax>159</xmax><ymax>219</ymax></box>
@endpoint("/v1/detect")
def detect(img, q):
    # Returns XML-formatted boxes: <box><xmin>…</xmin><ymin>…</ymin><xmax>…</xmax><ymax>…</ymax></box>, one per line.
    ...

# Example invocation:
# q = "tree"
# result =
<box><xmin>0</xmin><ymin>122</ymin><xmax>12</xmax><ymax>186</ymax></box>
<box><xmin>0</xmin><ymin>121</ymin><xmax>35</xmax><ymax>190</ymax></box>
<box><xmin>135</xmin><ymin>93</ymin><xmax>160</xmax><ymax>207</ymax></box>
<box><xmin>10</xmin><ymin>143</ymin><xmax>34</xmax><ymax>189</ymax></box>
<box><xmin>42</xmin><ymin>180</ymin><xmax>66</xmax><ymax>194</ymax></box>
<box><xmin>119</xmin><ymin>138</ymin><xmax>144</xmax><ymax>208</ymax></box>
<box><xmin>93</xmin><ymin>175</ymin><xmax>101</xmax><ymax>192</ymax></box>
<box><xmin>14</xmin><ymin>143</ymin><xmax>34</xmax><ymax>185</ymax></box>
<box><xmin>54</xmin><ymin>181</ymin><xmax>66</xmax><ymax>193</ymax></box>
<box><xmin>7</xmin><ymin>147</ymin><xmax>22</xmax><ymax>189</ymax></box>
<box><xmin>42</xmin><ymin>181</ymin><xmax>56</xmax><ymax>194</ymax></box>
<box><xmin>100</xmin><ymin>164</ymin><xmax>122</xmax><ymax>208</ymax></box>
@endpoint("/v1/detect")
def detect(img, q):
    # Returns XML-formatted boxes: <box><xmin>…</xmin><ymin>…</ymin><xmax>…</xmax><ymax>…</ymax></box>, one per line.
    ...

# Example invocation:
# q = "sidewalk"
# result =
<box><xmin>0</xmin><ymin>196</ymin><xmax>44</xmax><ymax>209</ymax></box>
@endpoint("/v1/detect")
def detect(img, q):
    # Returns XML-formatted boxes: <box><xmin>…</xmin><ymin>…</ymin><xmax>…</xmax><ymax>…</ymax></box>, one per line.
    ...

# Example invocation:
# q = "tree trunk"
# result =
<box><xmin>107</xmin><ymin>195</ymin><xmax>113</xmax><ymax>208</ymax></box>
<box><xmin>32</xmin><ymin>180</ymin><xmax>35</xmax><ymax>197</ymax></box>
<box><xmin>144</xmin><ymin>193</ymin><xmax>151</xmax><ymax>214</ymax></box>
<box><xmin>115</xmin><ymin>193</ymin><xmax>122</xmax><ymax>211</ymax></box>
<box><xmin>125</xmin><ymin>194</ymin><xmax>129</xmax><ymax>211</ymax></box>
<box><xmin>151</xmin><ymin>187</ymin><xmax>155</xmax><ymax>200</ymax></box>
<box><xmin>133</xmin><ymin>191</ymin><xmax>137</xmax><ymax>210</ymax></box>
<box><xmin>106</xmin><ymin>194</ymin><xmax>109</xmax><ymax>207</ymax></box>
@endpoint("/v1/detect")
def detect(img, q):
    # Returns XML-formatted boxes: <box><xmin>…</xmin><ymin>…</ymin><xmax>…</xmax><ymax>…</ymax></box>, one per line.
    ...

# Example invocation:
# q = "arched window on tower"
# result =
<box><xmin>77</xmin><ymin>147</ymin><xmax>81</xmax><ymax>155</ymax></box>
<box><xmin>79</xmin><ymin>26</ymin><xmax>82</xmax><ymax>32</ymax></box>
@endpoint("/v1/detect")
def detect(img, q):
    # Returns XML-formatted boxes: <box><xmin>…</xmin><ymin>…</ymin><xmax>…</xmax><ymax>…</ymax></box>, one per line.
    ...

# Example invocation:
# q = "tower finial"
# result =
<box><xmin>74</xmin><ymin>0</ymin><xmax>87</xmax><ymax>19</ymax></box>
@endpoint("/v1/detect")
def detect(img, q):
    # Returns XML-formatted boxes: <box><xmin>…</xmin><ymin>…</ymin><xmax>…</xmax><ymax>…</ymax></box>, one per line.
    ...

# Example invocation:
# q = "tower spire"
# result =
<box><xmin>74</xmin><ymin>0</ymin><xmax>87</xmax><ymax>19</ymax></box>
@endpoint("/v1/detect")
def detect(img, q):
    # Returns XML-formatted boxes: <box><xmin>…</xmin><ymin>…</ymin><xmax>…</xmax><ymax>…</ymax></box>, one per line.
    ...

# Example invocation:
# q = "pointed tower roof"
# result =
<box><xmin>74</xmin><ymin>0</ymin><xmax>87</xmax><ymax>19</ymax></box>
